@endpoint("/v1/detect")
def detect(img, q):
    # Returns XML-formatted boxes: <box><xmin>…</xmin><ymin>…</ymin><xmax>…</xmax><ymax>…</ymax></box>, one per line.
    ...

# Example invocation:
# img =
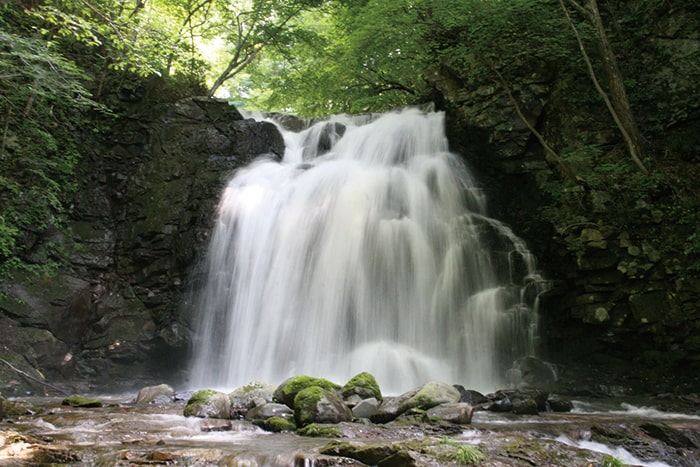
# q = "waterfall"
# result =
<box><xmin>188</xmin><ymin>108</ymin><xmax>547</xmax><ymax>394</ymax></box>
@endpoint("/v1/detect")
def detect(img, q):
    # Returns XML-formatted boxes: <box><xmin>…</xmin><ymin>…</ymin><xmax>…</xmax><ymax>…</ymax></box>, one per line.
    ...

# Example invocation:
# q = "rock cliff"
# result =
<box><xmin>0</xmin><ymin>98</ymin><xmax>283</xmax><ymax>393</ymax></box>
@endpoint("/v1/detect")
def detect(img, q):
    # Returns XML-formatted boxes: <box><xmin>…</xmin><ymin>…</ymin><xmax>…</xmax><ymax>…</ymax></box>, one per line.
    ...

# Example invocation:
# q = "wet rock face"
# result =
<box><xmin>0</xmin><ymin>98</ymin><xmax>284</xmax><ymax>394</ymax></box>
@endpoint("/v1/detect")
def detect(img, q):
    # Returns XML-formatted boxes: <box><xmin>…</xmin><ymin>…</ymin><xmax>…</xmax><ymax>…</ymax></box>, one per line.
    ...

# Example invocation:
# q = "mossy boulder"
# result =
<box><xmin>342</xmin><ymin>372</ymin><xmax>382</xmax><ymax>401</ymax></box>
<box><xmin>406</xmin><ymin>381</ymin><xmax>461</xmax><ymax>410</ymax></box>
<box><xmin>62</xmin><ymin>395</ymin><xmax>103</xmax><ymax>408</ymax></box>
<box><xmin>293</xmin><ymin>386</ymin><xmax>352</xmax><ymax>426</ymax></box>
<box><xmin>229</xmin><ymin>381</ymin><xmax>276</xmax><ymax>417</ymax></box>
<box><xmin>370</xmin><ymin>381</ymin><xmax>461</xmax><ymax>423</ymax></box>
<box><xmin>273</xmin><ymin>376</ymin><xmax>341</xmax><ymax>408</ymax></box>
<box><xmin>183</xmin><ymin>389</ymin><xmax>231</xmax><ymax>419</ymax></box>
<box><xmin>297</xmin><ymin>423</ymin><xmax>342</xmax><ymax>438</ymax></box>
<box><xmin>255</xmin><ymin>416</ymin><xmax>297</xmax><ymax>433</ymax></box>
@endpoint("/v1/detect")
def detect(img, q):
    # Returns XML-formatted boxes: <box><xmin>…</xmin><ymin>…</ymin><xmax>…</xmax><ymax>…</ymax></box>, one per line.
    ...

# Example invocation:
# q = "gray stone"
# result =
<box><xmin>135</xmin><ymin>384</ymin><xmax>175</xmax><ymax>404</ymax></box>
<box><xmin>245</xmin><ymin>403</ymin><xmax>294</xmax><ymax>422</ymax></box>
<box><xmin>425</xmin><ymin>402</ymin><xmax>473</xmax><ymax>424</ymax></box>
<box><xmin>184</xmin><ymin>390</ymin><xmax>231</xmax><ymax>419</ymax></box>
<box><xmin>352</xmin><ymin>398</ymin><xmax>380</xmax><ymax>419</ymax></box>
<box><xmin>229</xmin><ymin>381</ymin><xmax>276</xmax><ymax>411</ymax></box>
<box><xmin>293</xmin><ymin>386</ymin><xmax>352</xmax><ymax>426</ymax></box>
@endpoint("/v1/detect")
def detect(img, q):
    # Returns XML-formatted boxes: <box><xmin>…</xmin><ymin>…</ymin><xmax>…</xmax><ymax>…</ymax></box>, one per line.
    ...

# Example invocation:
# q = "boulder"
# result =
<box><xmin>548</xmin><ymin>396</ymin><xmax>574</xmax><ymax>412</ymax></box>
<box><xmin>256</xmin><ymin>416</ymin><xmax>297</xmax><ymax>433</ymax></box>
<box><xmin>514</xmin><ymin>356</ymin><xmax>558</xmax><ymax>389</ymax></box>
<box><xmin>425</xmin><ymin>402</ymin><xmax>473</xmax><ymax>424</ymax></box>
<box><xmin>370</xmin><ymin>392</ymin><xmax>416</xmax><ymax>424</ymax></box>
<box><xmin>342</xmin><ymin>372</ymin><xmax>383</xmax><ymax>401</ymax></box>
<box><xmin>62</xmin><ymin>395</ymin><xmax>103</xmax><ymax>408</ymax></box>
<box><xmin>402</xmin><ymin>381</ymin><xmax>461</xmax><ymax>411</ymax></box>
<box><xmin>229</xmin><ymin>381</ymin><xmax>276</xmax><ymax>417</ymax></box>
<box><xmin>453</xmin><ymin>385</ymin><xmax>488</xmax><ymax>406</ymax></box>
<box><xmin>183</xmin><ymin>389</ymin><xmax>231</xmax><ymax>419</ymax></box>
<box><xmin>245</xmin><ymin>403</ymin><xmax>294</xmax><ymax>423</ymax></box>
<box><xmin>512</xmin><ymin>398</ymin><xmax>539</xmax><ymax>415</ymax></box>
<box><xmin>293</xmin><ymin>386</ymin><xmax>352</xmax><ymax>426</ymax></box>
<box><xmin>352</xmin><ymin>397</ymin><xmax>380</xmax><ymax>419</ymax></box>
<box><xmin>135</xmin><ymin>384</ymin><xmax>175</xmax><ymax>404</ymax></box>
<box><xmin>370</xmin><ymin>381</ymin><xmax>461</xmax><ymax>424</ymax></box>
<box><xmin>273</xmin><ymin>376</ymin><xmax>341</xmax><ymax>408</ymax></box>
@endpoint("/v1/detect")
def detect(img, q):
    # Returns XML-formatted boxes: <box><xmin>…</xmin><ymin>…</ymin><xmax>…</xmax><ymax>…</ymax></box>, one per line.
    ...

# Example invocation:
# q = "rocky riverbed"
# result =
<box><xmin>1</xmin><ymin>379</ymin><xmax>699</xmax><ymax>466</ymax></box>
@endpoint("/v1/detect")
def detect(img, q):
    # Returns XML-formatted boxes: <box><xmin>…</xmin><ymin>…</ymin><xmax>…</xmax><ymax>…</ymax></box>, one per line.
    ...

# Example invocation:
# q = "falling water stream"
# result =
<box><xmin>189</xmin><ymin>108</ymin><xmax>547</xmax><ymax>394</ymax></box>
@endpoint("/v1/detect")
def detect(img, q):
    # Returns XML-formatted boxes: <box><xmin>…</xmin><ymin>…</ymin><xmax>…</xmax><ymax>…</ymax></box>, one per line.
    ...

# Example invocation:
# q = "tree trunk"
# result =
<box><xmin>583</xmin><ymin>0</ymin><xmax>648</xmax><ymax>172</ymax></box>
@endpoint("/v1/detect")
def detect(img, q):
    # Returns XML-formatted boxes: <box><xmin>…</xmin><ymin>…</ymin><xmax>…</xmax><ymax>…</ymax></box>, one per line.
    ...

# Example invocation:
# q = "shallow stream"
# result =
<box><xmin>2</xmin><ymin>394</ymin><xmax>698</xmax><ymax>466</ymax></box>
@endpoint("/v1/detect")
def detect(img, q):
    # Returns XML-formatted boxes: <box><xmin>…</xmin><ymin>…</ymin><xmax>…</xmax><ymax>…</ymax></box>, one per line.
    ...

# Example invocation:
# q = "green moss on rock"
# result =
<box><xmin>62</xmin><ymin>395</ymin><xmax>103</xmax><ymax>408</ymax></box>
<box><xmin>184</xmin><ymin>389</ymin><xmax>231</xmax><ymax>418</ymax></box>
<box><xmin>273</xmin><ymin>376</ymin><xmax>341</xmax><ymax>407</ymax></box>
<box><xmin>342</xmin><ymin>372</ymin><xmax>382</xmax><ymax>401</ymax></box>
<box><xmin>255</xmin><ymin>416</ymin><xmax>297</xmax><ymax>432</ymax></box>
<box><xmin>297</xmin><ymin>423</ymin><xmax>342</xmax><ymax>438</ymax></box>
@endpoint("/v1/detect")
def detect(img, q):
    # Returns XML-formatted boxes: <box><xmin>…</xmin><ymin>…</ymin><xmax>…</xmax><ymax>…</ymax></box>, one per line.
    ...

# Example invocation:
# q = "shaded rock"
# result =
<box><xmin>135</xmin><ymin>384</ymin><xmax>175</xmax><ymax>404</ymax></box>
<box><xmin>487</xmin><ymin>397</ymin><xmax>513</xmax><ymax>413</ymax></box>
<box><xmin>273</xmin><ymin>376</ymin><xmax>341</xmax><ymax>408</ymax></box>
<box><xmin>352</xmin><ymin>397</ymin><xmax>380</xmax><ymax>419</ymax></box>
<box><xmin>342</xmin><ymin>372</ymin><xmax>382</xmax><ymax>401</ymax></box>
<box><xmin>370</xmin><ymin>392</ymin><xmax>417</xmax><ymax>424</ymax></box>
<box><xmin>245</xmin><ymin>403</ymin><xmax>294</xmax><ymax>423</ymax></box>
<box><xmin>294</xmin><ymin>386</ymin><xmax>353</xmax><ymax>426</ymax></box>
<box><xmin>515</xmin><ymin>356</ymin><xmax>558</xmax><ymax>389</ymax></box>
<box><xmin>640</xmin><ymin>422</ymin><xmax>698</xmax><ymax>449</ymax></box>
<box><xmin>301</xmin><ymin>121</ymin><xmax>346</xmax><ymax>160</ymax></box>
<box><xmin>377</xmin><ymin>450</ymin><xmax>424</xmax><ymax>467</ymax></box>
<box><xmin>548</xmin><ymin>396</ymin><xmax>573</xmax><ymax>412</ymax></box>
<box><xmin>62</xmin><ymin>394</ymin><xmax>103</xmax><ymax>408</ymax></box>
<box><xmin>425</xmin><ymin>402</ymin><xmax>473</xmax><ymax>424</ymax></box>
<box><xmin>492</xmin><ymin>388</ymin><xmax>549</xmax><ymax>411</ymax></box>
<box><xmin>512</xmin><ymin>398</ymin><xmax>539</xmax><ymax>415</ymax></box>
<box><xmin>453</xmin><ymin>385</ymin><xmax>488</xmax><ymax>405</ymax></box>
<box><xmin>183</xmin><ymin>389</ymin><xmax>231</xmax><ymax>419</ymax></box>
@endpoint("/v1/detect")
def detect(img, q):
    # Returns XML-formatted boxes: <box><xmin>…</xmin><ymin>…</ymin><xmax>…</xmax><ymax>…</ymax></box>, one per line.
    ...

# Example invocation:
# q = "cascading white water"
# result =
<box><xmin>189</xmin><ymin>108</ymin><xmax>547</xmax><ymax>394</ymax></box>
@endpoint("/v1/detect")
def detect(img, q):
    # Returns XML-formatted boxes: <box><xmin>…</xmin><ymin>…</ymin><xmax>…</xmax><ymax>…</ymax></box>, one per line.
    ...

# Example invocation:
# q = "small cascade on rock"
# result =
<box><xmin>189</xmin><ymin>108</ymin><xmax>548</xmax><ymax>394</ymax></box>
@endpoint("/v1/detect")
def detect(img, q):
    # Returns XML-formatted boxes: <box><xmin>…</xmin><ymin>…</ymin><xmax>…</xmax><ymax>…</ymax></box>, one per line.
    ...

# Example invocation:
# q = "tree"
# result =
<box><xmin>31</xmin><ymin>0</ymin><xmax>204</xmax><ymax>99</ymax></box>
<box><xmin>560</xmin><ymin>0</ymin><xmax>648</xmax><ymax>173</ymax></box>
<box><xmin>241</xmin><ymin>0</ymin><xmax>433</xmax><ymax>116</ymax></box>
<box><xmin>207</xmin><ymin>0</ymin><xmax>326</xmax><ymax>98</ymax></box>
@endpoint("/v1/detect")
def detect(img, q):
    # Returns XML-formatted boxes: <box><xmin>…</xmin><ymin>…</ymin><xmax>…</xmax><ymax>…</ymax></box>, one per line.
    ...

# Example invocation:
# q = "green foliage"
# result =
<box><xmin>602</xmin><ymin>454</ymin><xmax>626</xmax><ymax>467</ymax></box>
<box><xmin>450</xmin><ymin>444</ymin><xmax>485</xmax><ymax>465</ymax></box>
<box><xmin>0</xmin><ymin>15</ymin><xmax>96</xmax><ymax>278</ymax></box>
<box><xmin>31</xmin><ymin>0</ymin><xmax>205</xmax><ymax>81</ymax></box>
<box><xmin>0</xmin><ymin>1</ymin><xmax>207</xmax><ymax>282</ymax></box>
<box><xmin>538</xmin><ymin>145</ymin><xmax>663</xmax><ymax>230</ymax></box>
<box><xmin>241</xmin><ymin>0</ymin><xmax>584</xmax><ymax>116</ymax></box>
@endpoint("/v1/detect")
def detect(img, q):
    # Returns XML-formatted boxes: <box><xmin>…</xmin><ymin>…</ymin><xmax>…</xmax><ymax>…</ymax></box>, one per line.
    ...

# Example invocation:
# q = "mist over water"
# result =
<box><xmin>189</xmin><ymin>108</ymin><xmax>547</xmax><ymax>394</ymax></box>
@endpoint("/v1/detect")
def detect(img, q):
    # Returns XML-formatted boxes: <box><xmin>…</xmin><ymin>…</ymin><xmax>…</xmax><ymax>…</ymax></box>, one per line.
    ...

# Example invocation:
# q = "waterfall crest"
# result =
<box><xmin>189</xmin><ymin>108</ymin><xmax>547</xmax><ymax>394</ymax></box>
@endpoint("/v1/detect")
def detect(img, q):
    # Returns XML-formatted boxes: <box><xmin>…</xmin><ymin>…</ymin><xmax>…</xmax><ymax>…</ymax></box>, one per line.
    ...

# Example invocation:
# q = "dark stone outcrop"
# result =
<box><xmin>0</xmin><ymin>97</ymin><xmax>284</xmax><ymax>394</ymax></box>
<box><xmin>432</xmin><ymin>2</ymin><xmax>700</xmax><ymax>387</ymax></box>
